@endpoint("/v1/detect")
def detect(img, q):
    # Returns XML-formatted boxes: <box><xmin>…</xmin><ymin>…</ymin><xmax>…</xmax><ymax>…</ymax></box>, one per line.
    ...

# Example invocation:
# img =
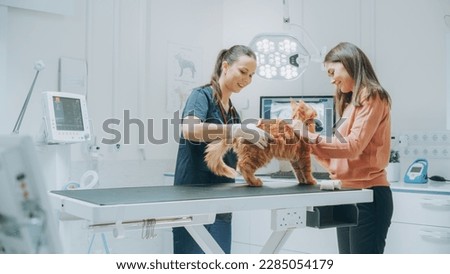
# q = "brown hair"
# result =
<box><xmin>207</xmin><ymin>45</ymin><xmax>256</xmax><ymax>103</ymax></box>
<box><xmin>324</xmin><ymin>42</ymin><xmax>391</xmax><ymax>116</ymax></box>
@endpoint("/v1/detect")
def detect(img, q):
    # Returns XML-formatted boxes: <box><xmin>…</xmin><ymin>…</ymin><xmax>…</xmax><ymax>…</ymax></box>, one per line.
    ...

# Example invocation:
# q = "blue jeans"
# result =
<box><xmin>172</xmin><ymin>213</ymin><xmax>232</xmax><ymax>254</ymax></box>
<box><xmin>337</xmin><ymin>186</ymin><xmax>393</xmax><ymax>253</ymax></box>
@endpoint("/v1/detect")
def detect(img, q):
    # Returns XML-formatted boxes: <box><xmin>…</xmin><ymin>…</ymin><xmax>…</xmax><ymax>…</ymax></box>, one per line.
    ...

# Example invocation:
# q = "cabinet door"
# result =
<box><xmin>385</xmin><ymin>222</ymin><xmax>450</xmax><ymax>254</ymax></box>
<box><xmin>392</xmin><ymin>192</ymin><xmax>450</xmax><ymax>227</ymax></box>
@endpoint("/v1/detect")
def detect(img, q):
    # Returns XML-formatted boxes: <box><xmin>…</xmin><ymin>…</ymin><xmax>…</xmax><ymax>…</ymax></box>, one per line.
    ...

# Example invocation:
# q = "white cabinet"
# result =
<box><xmin>385</xmin><ymin>184</ymin><xmax>450</xmax><ymax>254</ymax></box>
<box><xmin>385</xmin><ymin>223</ymin><xmax>450</xmax><ymax>253</ymax></box>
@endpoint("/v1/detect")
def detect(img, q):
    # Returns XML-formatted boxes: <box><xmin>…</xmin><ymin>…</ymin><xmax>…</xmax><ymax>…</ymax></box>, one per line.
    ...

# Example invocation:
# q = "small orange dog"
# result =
<box><xmin>204</xmin><ymin>100</ymin><xmax>317</xmax><ymax>186</ymax></box>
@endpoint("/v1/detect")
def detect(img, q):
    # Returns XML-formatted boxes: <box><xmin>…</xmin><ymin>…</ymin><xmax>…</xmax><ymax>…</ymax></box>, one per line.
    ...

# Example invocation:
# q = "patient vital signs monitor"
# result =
<box><xmin>42</xmin><ymin>91</ymin><xmax>90</xmax><ymax>144</ymax></box>
<box><xmin>260</xmin><ymin>95</ymin><xmax>335</xmax><ymax>137</ymax></box>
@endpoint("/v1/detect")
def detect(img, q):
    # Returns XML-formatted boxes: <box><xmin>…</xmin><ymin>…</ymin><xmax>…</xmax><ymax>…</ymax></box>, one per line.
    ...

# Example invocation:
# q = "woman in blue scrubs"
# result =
<box><xmin>172</xmin><ymin>45</ymin><xmax>270</xmax><ymax>254</ymax></box>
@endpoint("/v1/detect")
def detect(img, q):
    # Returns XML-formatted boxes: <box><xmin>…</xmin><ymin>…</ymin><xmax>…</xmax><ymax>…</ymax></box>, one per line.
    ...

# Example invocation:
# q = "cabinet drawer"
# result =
<box><xmin>385</xmin><ymin>222</ymin><xmax>450</xmax><ymax>254</ymax></box>
<box><xmin>392</xmin><ymin>191</ymin><xmax>450</xmax><ymax>227</ymax></box>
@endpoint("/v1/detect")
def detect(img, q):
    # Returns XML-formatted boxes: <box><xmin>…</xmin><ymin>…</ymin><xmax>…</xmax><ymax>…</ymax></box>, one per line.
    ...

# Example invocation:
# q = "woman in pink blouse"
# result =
<box><xmin>296</xmin><ymin>42</ymin><xmax>393</xmax><ymax>254</ymax></box>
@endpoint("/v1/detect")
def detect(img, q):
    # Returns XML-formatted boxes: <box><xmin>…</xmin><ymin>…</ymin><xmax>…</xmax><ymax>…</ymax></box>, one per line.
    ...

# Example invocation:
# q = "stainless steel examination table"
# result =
<box><xmin>50</xmin><ymin>181</ymin><xmax>373</xmax><ymax>254</ymax></box>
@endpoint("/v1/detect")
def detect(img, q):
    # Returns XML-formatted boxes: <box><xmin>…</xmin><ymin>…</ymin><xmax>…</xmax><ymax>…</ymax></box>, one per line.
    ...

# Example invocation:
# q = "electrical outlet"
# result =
<box><xmin>440</xmin><ymin>132</ymin><xmax>449</xmax><ymax>143</ymax></box>
<box><xmin>398</xmin><ymin>134</ymin><xmax>409</xmax><ymax>147</ymax></box>
<box><xmin>431</xmin><ymin>148</ymin><xmax>439</xmax><ymax>157</ymax></box>
<box><xmin>399</xmin><ymin>130</ymin><xmax>450</xmax><ymax>159</ymax></box>
<box><xmin>431</xmin><ymin>133</ymin><xmax>439</xmax><ymax>142</ymax></box>
<box><xmin>402</xmin><ymin>148</ymin><xmax>410</xmax><ymax>156</ymax></box>
<box><xmin>271</xmin><ymin>208</ymin><xmax>306</xmax><ymax>231</ymax></box>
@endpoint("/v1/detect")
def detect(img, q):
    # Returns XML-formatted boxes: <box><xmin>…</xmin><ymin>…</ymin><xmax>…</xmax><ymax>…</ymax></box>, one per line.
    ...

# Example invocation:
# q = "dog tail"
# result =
<box><xmin>205</xmin><ymin>140</ymin><xmax>238</xmax><ymax>178</ymax></box>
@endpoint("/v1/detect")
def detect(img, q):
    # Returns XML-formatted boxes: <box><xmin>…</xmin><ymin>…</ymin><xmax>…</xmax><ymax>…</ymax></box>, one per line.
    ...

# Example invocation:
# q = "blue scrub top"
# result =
<box><xmin>174</xmin><ymin>85</ymin><xmax>240</xmax><ymax>186</ymax></box>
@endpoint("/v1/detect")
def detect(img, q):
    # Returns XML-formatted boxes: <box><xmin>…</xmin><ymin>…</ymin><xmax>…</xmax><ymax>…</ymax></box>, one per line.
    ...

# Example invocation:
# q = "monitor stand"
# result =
<box><xmin>270</xmin><ymin>160</ymin><xmax>296</xmax><ymax>179</ymax></box>
<box><xmin>270</xmin><ymin>160</ymin><xmax>331</xmax><ymax>180</ymax></box>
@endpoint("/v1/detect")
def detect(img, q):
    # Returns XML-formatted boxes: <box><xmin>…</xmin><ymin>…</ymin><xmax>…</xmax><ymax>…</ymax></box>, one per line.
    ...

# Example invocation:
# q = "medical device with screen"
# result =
<box><xmin>260</xmin><ymin>95</ymin><xmax>335</xmax><ymax>137</ymax></box>
<box><xmin>42</xmin><ymin>91</ymin><xmax>90</xmax><ymax>144</ymax></box>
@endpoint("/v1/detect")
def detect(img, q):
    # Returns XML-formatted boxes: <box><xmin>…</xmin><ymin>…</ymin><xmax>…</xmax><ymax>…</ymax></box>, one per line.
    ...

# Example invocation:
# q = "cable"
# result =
<box><xmin>428</xmin><ymin>175</ymin><xmax>450</xmax><ymax>182</ymax></box>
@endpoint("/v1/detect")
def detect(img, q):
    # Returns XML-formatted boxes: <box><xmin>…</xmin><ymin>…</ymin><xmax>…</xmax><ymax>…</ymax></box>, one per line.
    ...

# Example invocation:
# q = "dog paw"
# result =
<box><xmin>298</xmin><ymin>178</ymin><xmax>317</xmax><ymax>185</ymax></box>
<box><xmin>247</xmin><ymin>178</ymin><xmax>263</xmax><ymax>187</ymax></box>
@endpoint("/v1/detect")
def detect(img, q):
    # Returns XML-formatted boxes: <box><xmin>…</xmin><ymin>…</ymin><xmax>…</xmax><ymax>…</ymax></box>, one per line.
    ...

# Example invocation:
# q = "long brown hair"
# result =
<box><xmin>206</xmin><ymin>45</ymin><xmax>256</xmax><ymax>103</ymax></box>
<box><xmin>324</xmin><ymin>42</ymin><xmax>391</xmax><ymax>116</ymax></box>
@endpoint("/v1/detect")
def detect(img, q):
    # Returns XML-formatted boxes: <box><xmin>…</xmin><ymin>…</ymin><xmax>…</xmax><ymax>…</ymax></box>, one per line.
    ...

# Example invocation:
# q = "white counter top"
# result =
<box><xmin>390</xmin><ymin>180</ymin><xmax>450</xmax><ymax>195</ymax></box>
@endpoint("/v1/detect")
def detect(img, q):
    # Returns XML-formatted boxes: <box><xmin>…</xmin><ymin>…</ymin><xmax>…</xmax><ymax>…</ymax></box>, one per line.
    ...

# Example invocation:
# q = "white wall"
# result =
<box><xmin>224</xmin><ymin>0</ymin><xmax>450</xmax><ymax>177</ymax></box>
<box><xmin>2</xmin><ymin>2</ymin><xmax>86</xmax><ymax>135</ymax></box>
<box><xmin>225</xmin><ymin>0</ymin><xmax>448</xmax><ymax>129</ymax></box>
<box><xmin>76</xmin><ymin>0</ymin><xmax>225</xmax><ymax>187</ymax></box>
<box><xmin>374</xmin><ymin>0</ymin><xmax>449</xmax><ymax>177</ymax></box>
<box><xmin>1</xmin><ymin>0</ymin><xmax>224</xmax><ymax>188</ymax></box>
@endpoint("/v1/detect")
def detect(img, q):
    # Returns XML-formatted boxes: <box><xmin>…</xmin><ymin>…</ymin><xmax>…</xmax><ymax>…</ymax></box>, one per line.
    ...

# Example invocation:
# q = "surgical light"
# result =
<box><xmin>249</xmin><ymin>0</ymin><xmax>324</xmax><ymax>81</ymax></box>
<box><xmin>249</xmin><ymin>34</ymin><xmax>310</xmax><ymax>80</ymax></box>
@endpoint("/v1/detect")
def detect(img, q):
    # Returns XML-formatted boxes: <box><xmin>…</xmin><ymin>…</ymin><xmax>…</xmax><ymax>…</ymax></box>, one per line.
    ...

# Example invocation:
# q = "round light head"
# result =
<box><xmin>249</xmin><ymin>34</ymin><xmax>310</xmax><ymax>80</ymax></box>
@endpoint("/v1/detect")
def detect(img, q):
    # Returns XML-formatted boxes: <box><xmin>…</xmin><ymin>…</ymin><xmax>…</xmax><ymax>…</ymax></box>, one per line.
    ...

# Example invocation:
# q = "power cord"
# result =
<box><xmin>428</xmin><ymin>175</ymin><xmax>450</xmax><ymax>182</ymax></box>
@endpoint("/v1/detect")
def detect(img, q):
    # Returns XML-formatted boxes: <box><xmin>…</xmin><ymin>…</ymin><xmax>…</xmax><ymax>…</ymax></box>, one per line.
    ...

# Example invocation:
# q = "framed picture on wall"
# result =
<box><xmin>166</xmin><ymin>42</ymin><xmax>202</xmax><ymax>113</ymax></box>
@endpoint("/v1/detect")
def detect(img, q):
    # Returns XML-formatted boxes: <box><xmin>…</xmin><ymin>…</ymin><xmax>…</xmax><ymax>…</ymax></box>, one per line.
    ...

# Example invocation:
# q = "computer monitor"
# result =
<box><xmin>42</xmin><ymin>91</ymin><xmax>91</xmax><ymax>144</ymax></box>
<box><xmin>260</xmin><ymin>95</ymin><xmax>335</xmax><ymax>137</ymax></box>
<box><xmin>0</xmin><ymin>135</ymin><xmax>62</xmax><ymax>253</ymax></box>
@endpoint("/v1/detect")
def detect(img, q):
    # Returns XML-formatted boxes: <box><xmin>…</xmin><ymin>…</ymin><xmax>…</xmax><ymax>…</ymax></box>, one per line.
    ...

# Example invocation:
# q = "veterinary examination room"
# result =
<box><xmin>1</xmin><ymin>0</ymin><xmax>450</xmax><ymax>256</ymax></box>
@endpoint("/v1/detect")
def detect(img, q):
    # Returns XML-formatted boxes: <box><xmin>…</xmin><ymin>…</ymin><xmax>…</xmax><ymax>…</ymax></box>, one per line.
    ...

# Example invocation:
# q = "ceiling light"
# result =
<box><xmin>249</xmin><ymin>0</ymin><xmax>324</xmax><ymax>80</ymax></box>
<box><xmin>249</xmin><ymin>34</ymin><xmax>310</xmax><ymax>80</ymax></box>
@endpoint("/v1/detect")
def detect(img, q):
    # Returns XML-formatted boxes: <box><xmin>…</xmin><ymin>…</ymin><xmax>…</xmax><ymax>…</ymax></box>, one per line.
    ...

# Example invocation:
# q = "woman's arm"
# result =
<box><xmin>312</xmin><ymin>95</ymin><xmax>389</xmax><ymax>159</ymax></box>
<box><xmin>182</xmin><ymin>115</ymin><xmax>227</xmax><ymax>142</ymax></box>
<box><xmin>182</xmin><ymin>115</ymin><xmax>272</xmax><ymax>148</ymax></box>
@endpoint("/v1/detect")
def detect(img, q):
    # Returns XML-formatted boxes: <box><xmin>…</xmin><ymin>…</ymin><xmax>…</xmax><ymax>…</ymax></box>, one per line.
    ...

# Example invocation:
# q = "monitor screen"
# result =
<box><xmin>53</xmin><ymin>96</ymin><xmax>84</xmax><ymax>131</ymax></box>
<box><xmin>260</xmin><ymin>95</ymin><xmax>335</xmax><ymax>137</ymax></box>
<box><xmin>42</xmin><ymin>91</ymin><xmax>91</xmax><ymax>144</ymax></box>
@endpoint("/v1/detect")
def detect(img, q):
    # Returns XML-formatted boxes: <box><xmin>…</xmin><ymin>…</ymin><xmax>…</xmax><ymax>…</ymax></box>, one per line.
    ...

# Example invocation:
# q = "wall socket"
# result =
<box><xmin>271</xmin><ymin>208</ymin><xmax>306</xmax><ymax>231</ymax></box>
<box><xmin>399</xmin><ymin>131</ymin><xmax>450</xmax><ymax>145</ymax></box>
<box><xmin>398</xmin><ymin>130</ymin><xmax>450</xmax><ymax>159</ymax></box>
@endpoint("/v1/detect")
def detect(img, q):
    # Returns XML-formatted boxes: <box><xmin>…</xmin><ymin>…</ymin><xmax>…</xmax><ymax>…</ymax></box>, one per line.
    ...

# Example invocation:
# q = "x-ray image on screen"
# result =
<box><xmin>260</xmin><ymin>95</ymin><xmax>335</xmax><ymax>137</ymax></box>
